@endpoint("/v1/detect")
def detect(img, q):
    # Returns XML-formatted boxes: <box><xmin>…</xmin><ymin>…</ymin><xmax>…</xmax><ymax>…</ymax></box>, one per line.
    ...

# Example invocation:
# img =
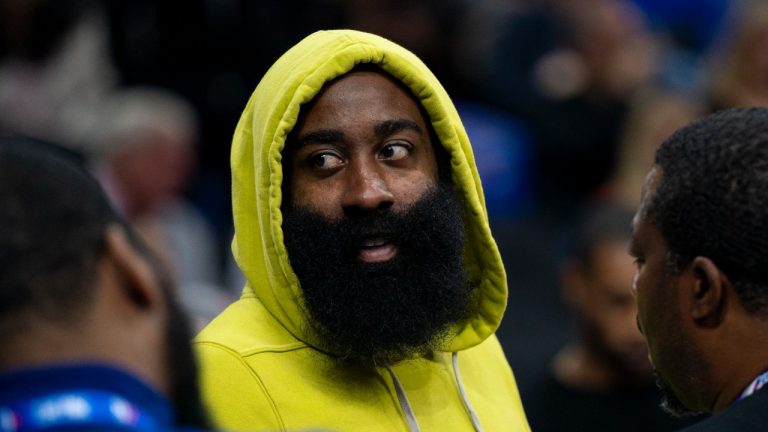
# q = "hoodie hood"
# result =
<box><xmin>231</xmin><ymin>29</ymin><xmax>507</xmax><ymax>353</ymax></box>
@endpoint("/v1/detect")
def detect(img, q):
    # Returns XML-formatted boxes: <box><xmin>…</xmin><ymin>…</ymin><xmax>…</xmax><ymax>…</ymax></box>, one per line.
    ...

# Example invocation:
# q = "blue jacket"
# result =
<box><xmin>0</xmin><ymin>364</ymin><xmax>183</xmax><ymax>431</ymax></box>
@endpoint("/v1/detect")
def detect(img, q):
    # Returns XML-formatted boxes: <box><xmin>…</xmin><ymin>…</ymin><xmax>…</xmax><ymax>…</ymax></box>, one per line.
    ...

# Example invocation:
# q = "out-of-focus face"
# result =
<box><xmin>576</xmin><ymin>240</ymin><xmax>650</xmax><ymax>375</ymax></box>
<box><xmin>287</xmin><ymin>71</ymin><xmax>438</xmax><ymax>263</ymax></box>
<box><xmin>630</xmin><ymin>166</ymin><xmax>705</xmax><ymax>415</ymax></box>
<box><xmin>112</xmin><ymin>128</ymin><xmax>195</xmax><ymax>216</ymax></box>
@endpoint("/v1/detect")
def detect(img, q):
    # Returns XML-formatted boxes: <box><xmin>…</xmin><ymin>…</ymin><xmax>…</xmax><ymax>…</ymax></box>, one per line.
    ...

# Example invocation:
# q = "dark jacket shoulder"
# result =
<box><xmin>680</xmin><ymin>387</ymin><xmax>768</xmax><ymax>431</ymax></box>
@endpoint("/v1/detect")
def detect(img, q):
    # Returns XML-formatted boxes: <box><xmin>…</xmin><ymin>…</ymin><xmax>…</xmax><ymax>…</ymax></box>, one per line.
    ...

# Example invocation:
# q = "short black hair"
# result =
<box><xmin>571</xmin><ymin>201</ymin><xmax>635</xmax><ymax>270</ymax></box>
<box><xmin>0</xmin><ymin>136</ymin><xmax>119</xmax><ymax>330</ymax></box>
<box><xmin>647</xmin><ymin>107</ymin><xmax>768</xmax><ymax>315</ymax></box>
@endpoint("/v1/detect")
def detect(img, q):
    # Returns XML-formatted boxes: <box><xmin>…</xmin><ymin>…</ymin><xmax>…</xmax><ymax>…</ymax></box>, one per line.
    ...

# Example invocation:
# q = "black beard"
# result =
<box><xmin>282</xmin><ymin>183</ymin><xmax>473</xmax><ymax>366</ymax></box>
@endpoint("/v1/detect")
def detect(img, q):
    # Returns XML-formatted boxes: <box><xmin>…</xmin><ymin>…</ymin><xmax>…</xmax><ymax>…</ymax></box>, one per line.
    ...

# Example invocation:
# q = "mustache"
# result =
<box><xmin>285</xmin><ymin>186</ymin><xmax>464</xmax><ymax>259</ymax></box>
<box><xmin>328</xmin><ymin>208</ymin><xmax>405</xmax><ymax>243</ymax></box>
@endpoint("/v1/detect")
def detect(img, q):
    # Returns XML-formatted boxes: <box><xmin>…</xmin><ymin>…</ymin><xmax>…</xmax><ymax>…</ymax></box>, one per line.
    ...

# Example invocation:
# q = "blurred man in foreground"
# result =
<box><xmin>0</xmin><ymin>137</ymin><xmax>209</xmax><ymax>431</ymax></box>
<box><xmin>630</xmin><ymin>107</ymin><xmax>768</xmax><ymax>430</ymax></box>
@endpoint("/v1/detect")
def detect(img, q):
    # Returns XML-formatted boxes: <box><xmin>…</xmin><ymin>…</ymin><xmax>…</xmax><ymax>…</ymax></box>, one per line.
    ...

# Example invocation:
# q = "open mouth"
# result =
<box><xmin>359</xmin><ymin>237</ymin><xmax>397</xmax><ymax>263</ymax></box>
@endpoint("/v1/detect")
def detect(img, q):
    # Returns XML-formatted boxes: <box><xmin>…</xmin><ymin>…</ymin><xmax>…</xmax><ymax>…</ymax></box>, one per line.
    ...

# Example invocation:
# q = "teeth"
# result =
<box><xmin>363</xmin><ymin>238</ymin><xmax>386</xmax><ymax>247</ymax></box>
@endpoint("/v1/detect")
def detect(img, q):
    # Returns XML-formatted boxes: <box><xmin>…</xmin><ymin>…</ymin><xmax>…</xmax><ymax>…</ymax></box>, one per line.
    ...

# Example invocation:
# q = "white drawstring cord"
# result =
<box><xmin>452</xmin><ymin>352</ymin><xmax>484</xmax><ymax>432</ymax></box>
<box><xmin>385</xmin><ymin>353</ymin><xmax>483</xmax><ymax>432</ymax></box>
<box><xmin>385</xmin><ymin>365</ymin><xmax>422</xmax><ymax>432</ymax></box>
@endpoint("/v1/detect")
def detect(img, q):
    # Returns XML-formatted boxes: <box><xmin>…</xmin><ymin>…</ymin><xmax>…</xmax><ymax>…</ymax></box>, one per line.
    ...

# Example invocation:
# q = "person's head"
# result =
<box><xmin>630</xmin><ymin>107</ymin><xmax>768</xmax><ymax>415</ymax></box>
<box><xmin>562</xmin><ymin>202</ymin><xmax>650</xmax><ymax>383</ymax></box>
<box><xmin>230</xmin><ymin>30</ymin><xmax>508</xmax><ymax>369</ymax></box>
<box><xmin>282</xmin><ymin>65</ymin><xmax>470</xmax><ymax>366</ymax></box>
<box><xmin>553</xmin><ymin>0</ymin><xmax>656</xmax><ymax>99</ymax></box>
<box><xmin>95</xmin><ymin>87</ymin><xmax>197</xmax><ymax>217</ymax></box>
<box><xmin>0</xmin><ymin>137</ymin><xmax>208</xmax><ymax>428</ymax></box>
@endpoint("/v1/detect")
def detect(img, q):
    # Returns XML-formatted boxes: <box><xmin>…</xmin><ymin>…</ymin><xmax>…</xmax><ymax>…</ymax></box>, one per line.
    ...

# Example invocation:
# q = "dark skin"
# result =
<box><xmin>630</xmin><ymin>166</ymin><xmax>768</xmax><ymax>413</ymax></box>
<box><xmin>287</xmin><ymin>71</ymin><xmax>438</xmax><ymax>264</ymax></box>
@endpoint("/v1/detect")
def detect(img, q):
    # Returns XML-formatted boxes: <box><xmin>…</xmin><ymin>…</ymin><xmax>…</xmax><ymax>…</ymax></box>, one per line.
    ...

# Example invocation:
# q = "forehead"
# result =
<box><xmin>299</xmin><ymin>71</ymin><xmax>428</xmax><ymax>128</ymax></box>
<box><xmin>634</xmin><ymin>166</ymin><xmax>662</xmax><ymax>227</ymax></box>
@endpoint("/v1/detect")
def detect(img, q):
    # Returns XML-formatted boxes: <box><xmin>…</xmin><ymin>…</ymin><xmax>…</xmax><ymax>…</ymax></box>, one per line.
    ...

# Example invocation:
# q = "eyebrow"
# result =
<box><xmin>294</xmin><ymin>119</ymin><xmax>424</xmax><ymax>150</ymax></box>
<box><xmin>295</xmin><ymin>129</ymin><xmax>344</xmax><ymax>149</ymax></box>
<box><xmin>374</xmin><ymin>119</ymin><xmax>423</xmax><ymax>138</ymax></box>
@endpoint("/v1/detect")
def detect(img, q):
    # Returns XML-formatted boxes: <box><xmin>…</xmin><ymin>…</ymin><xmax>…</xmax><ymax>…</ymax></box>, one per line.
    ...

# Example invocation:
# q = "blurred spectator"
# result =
<box><xmin>602</xmin><ymin>87</ymin><xmax>702</xmax><ymax>207</ymax></box>
<box><xmin>91</xmin><ymin>88</ymin><xmax>235</xmax><ymax>330</ymax></box>
<box><xmin>474</xmin><ymin>0</ymin><xmax>660</xmax><ymax>215</ymax></box>
<box><xmin>0</xmin><ymin>0</ymin><xmax>116</xmax><ymax>149</ymax></box>
<box><xmin>0</xmin><ymin>137</ymin><xmax>210</xmax><ymax>430</ymax></box>
<box><xmin>523</xmin><ymin>202</ymin><xmax>699</xmax><ymax>431</ymax></box>
<box><xmin>707</xmin><ymin>0</ymin><xmax>768</xmax><ymax>111</ymax></box>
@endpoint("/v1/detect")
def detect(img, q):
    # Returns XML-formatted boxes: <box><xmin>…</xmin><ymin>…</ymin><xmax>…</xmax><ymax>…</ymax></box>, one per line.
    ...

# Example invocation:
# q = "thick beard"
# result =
<box><xmin>282</xmin><ymin>183</ymin><xmax>473</xmax><ymax>367</ymax></box>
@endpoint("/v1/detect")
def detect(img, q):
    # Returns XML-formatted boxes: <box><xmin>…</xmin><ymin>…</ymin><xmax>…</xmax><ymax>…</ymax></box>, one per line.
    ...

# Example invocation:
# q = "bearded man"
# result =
<box><xmin>194</xmin><ymin>30</ymin><xmax>530</xmax><ymax>432</ymax></box>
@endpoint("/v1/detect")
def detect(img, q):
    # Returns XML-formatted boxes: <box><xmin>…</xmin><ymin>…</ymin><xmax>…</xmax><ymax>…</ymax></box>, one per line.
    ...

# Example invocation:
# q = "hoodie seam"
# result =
<box><xmin>195</xmin><ymin>340</ymin><xmax>309</xmax><ymax>358</ymax></box>
<box><xmin>195</xmin><ymin>341</ymin><xmax>286</xmax><ymax>431</ymax></box>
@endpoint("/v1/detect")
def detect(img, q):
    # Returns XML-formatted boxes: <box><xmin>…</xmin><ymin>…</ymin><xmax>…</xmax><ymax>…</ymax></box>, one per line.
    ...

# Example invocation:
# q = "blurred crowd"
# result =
<box><xmin>1</xmin><ymin>0</ymin><xmax>766</xmax><ymax>428</ymax></box>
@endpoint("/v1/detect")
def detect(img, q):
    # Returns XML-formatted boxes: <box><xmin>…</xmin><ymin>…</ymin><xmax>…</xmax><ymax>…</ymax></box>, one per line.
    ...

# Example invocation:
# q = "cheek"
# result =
<box><xmin>290</xmin><ymin>179</ymin><xmax>341</xmax><ymax>215</ymax></box>
<box><xmin>635</xmin><ymin>278</ymin><xmax>676</xmax><ymax>363</ymax></box>
<box><xmin>387</xmin><ymin>167</ymin><xmax>438</xmax><ymax>207</ymax></box>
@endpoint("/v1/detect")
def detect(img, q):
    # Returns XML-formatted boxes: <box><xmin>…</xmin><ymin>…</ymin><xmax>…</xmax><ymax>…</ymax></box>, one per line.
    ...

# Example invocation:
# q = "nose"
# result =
<box><xmin>341</xmin><ymin>161</ymin><xmax>394</xmax><ymax>216</ymax></box>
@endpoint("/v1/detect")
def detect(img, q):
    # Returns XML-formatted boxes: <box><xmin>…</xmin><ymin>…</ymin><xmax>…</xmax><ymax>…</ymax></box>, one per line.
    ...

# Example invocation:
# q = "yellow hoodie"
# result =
<box><xmin>194</xmin><ymin>29</ymin><xmax>530</xmax><ymax>432</ymax></box>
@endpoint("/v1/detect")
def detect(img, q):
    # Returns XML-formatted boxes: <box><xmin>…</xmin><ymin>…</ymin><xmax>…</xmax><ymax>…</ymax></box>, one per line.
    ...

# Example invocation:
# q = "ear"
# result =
<box><xmin>688</xmin><ymin>256</ymin><xmax>727</xmax><ymax>325</ymax></box>
<box><xmin>103</xmin><ymin>224</ymin><xmax>161</xmax><ymax>311</ymax></box>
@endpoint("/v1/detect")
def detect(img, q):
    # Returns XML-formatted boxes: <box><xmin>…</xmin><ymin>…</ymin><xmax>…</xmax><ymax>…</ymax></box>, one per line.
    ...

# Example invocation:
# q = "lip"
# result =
<box><xmin>359</xmin><ymin>238</ymin><xmax>397</xmax><ymax>263</ymax></box>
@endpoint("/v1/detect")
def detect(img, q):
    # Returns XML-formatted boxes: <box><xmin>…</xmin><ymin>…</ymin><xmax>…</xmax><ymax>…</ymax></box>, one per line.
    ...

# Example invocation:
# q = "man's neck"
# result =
<box><xmin>706</xmin><ymin>316</ymin><xmax>768</xmax><ymax>413</ymax></box>
<box><xmin>711</xmin><ymin>362</ymin><xmax>768</xmax><ymax>413</ymax></box>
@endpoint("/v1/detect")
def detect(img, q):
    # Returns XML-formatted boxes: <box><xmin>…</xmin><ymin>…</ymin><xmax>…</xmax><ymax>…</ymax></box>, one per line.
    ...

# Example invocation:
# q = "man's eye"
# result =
<box><xmin>379</xmin><ymin>143</ymin><xmax>410</xmax><ymax>161</ymax></box>
<box><xmin>309</xmin><ymin>153</ymin><xmax>344</xmax><ymax>170</ymax></box>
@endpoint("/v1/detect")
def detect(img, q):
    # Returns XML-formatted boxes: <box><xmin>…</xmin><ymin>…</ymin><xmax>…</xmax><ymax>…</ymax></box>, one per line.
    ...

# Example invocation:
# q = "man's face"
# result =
<box><xmin>288</xmin><ymin>71</ymin><xmax>439</xmax><ymax>262</ymax></box>
<box><xmin>282</xmin><ymin>70</ymin><xmax>471</xmax><ymax>365</ymax></box>
<box><xmin>630</xmin><ymin>167</ymin><xmax>705</xmax><ymax>415</ymax></box>
<box><xmin>575</xmin><ymin>240</ymin><xmax>650</xmax><ymax>378</ymax></box>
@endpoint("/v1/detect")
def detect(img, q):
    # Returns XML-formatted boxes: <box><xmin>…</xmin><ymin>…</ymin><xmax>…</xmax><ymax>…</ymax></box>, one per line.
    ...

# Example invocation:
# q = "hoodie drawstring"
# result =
<box><xmin>385</xmin><ymin>353</ymin><xmax>484</xmax><ymax>432</ymax></box>
<box><xmin>386</xmin><ymin>365</ymin><xmax>422</xmax><ymax>432</ymax></box>
<box><xmin>452</xmin><ymin>352</ymin><xmax>484</xmax><ymax>432</ymax></box>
